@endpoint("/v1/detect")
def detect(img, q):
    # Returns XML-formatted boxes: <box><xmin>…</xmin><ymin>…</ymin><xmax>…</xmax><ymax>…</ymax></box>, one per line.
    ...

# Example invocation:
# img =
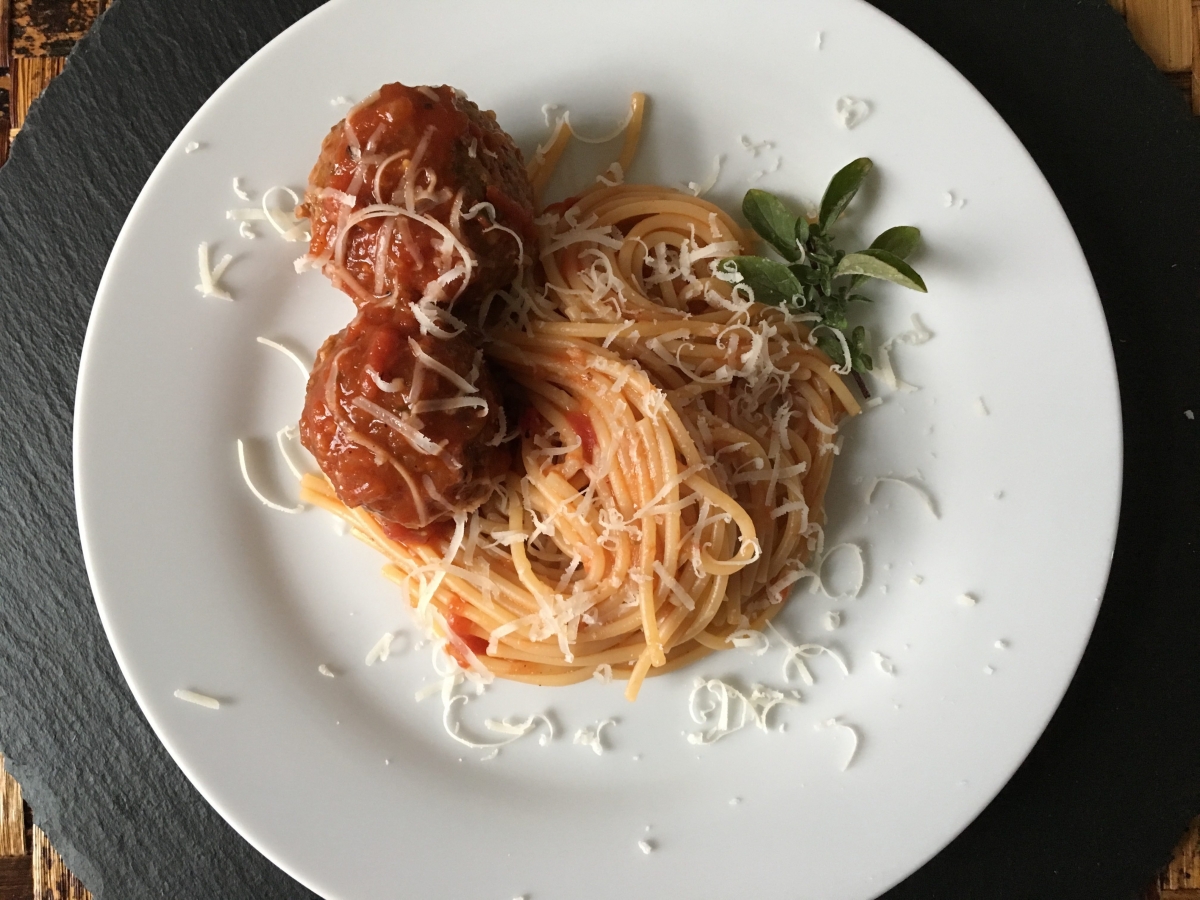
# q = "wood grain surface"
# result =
<box><xmin>0</xmin><ymin>1</ymin><xmax>1195</xmax><ymax>899</ymax></box>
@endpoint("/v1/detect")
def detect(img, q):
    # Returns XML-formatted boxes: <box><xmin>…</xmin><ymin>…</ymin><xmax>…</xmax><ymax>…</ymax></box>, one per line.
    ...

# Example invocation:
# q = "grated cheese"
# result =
<box><xmin>318</xmin><ymin>664</ymin><xmax>336</xmax><ymax>678</ymax></box>
<box><xmin>195</xmin><ymin>242</ymin><xmax>233</xmax><ymax>301</ymax></box>
<box><xmin>174</xmin><ymin>689</ymin><xmax>219</xmax><ymax>709</ymax></box>
<box><xmin>236</xmin><ymin>439</ymin><xmax>303</xmax><ymax>514</ymax></box>
<box><xmin>817</xmin><ymin>718</ymin><xmax>859</xmax><ymax>770</ymax></box>
<box><xmin>739</xmin><ymin>135</ymin><xmax>775</xmax><ymax>157</ymax></box>
<box><xmin>956</xmin><ymin>592</ymin><xmax>978</xmax><ymax>607</ymax></box>
<box><xmin>866</xmin><ymin>476</ymin><xmax>940</xmax><ymax>518</ymax></box>
<box><xmin>408</xmin><ymin>337</ymin><xmax>479</xmax><ymax>394</ymax></box>
<box><xmin>232</xmin><ymin>178</ymin><xmax>251</xmax><ymax>201</ymax></box>
<box><xmin>767</xmin><ymin>621</ymin><xmax>850</xmax><ymax>686</ymax></box>
<box><xmin>872</xmin><ymin>652</ymin><xmax>896</xmax><ymax>675</ymax></box>
<box><xmin>686</xmin><ymin>678</ymin><xmax>799</xmax><ymax>744</ymax></box>
<box><xmin>417</xmin><ymin>662</ymin><xmax>554</xmax><ymax>757</ymax></box>
<box><xmin>274</xmin><ymin>426</ymin><xmax>308</xmax><ymax>481</ymax></box>
<box><xmin>365</xmin><ymin>632</ymin><xmax>397</xmax><ymax>665</ymax></box>
<box><xmin>592</xmin><ymin>663</ymin><xmax>613</xmax><ymax>684</ymax></box>
<box><xmin>823</xmin><ymin>610</ymin><xmax>841</xmax><ymax>631</ymax></box>
<box><xmin>638</xmin><ymin>840</ymin><xmax>655</xmax><ymax>855</ymax></box>
<box><xmin>573</xmin><ymin>719</ymin><xmax>616</xmax><ymax>755</ymax></box>
<box><xmin>728</xmin><ymin>629</ymin><xmax>770</xmax><ymax>656</ymax></box>
<box><xmin>686</xmin><ymin>155</ymin><xmax>723</xmax><ymax>197</ymax></box>
<box><xmin>835</xmin><ymin>96</ymin><xmax>871</xmax><ymax>130</ymax></box>
<box><xmin>256</xmin><ymin>336</ymin><xmax>309</xmax><ymax>379</ymax></box>
<box><xmin>810</xmin><ymin>542</ymin><xmax>865</xmax><ymax>600</ymax></box>
<box><xmin>183</xmin><ymin>141</ymin><xmax>201</xmax><ymax>154</ymax></box>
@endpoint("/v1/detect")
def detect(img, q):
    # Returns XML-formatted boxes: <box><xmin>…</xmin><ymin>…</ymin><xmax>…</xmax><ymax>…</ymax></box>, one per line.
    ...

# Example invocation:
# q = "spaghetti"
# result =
<box><xmin>299</xmin><ymin>90</ymin><xmax>858</xmax><ymax>700</ymax></box>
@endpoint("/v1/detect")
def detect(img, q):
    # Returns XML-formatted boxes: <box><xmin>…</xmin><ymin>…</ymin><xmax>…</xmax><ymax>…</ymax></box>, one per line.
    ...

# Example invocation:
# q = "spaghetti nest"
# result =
<box><xmin>302</xmin><ymin>181</ymin><xmax>860</xmax><ymax>700</ymax></box>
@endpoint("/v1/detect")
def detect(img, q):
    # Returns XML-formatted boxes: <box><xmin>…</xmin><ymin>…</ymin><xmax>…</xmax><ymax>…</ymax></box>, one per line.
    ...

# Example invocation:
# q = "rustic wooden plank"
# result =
<box><xmin>0</xmin><ymin>856</ymin><xmax>33</xmax><ymax>900</ymax></box>
<box><xmin>0</xmin><ymin>756</ymin><xmax>25</xmax><ymax>859</ymax></box>
<box><xmin>10</xmin><ymin>0</ymin><xmax>103</xmax><ymax>58</ymax></box>
<box><xmin>10</xmin><ymin>56</ymin><xmax>64</xmax><ymax>133</ymax></box>
<box><xmin>1159</xmin><ymin>892</ymin><xmax>1200</xmax><ymax>900</ymax></box>
<box><xmin>1166</xmin><ymin>69</ymin><xmax>1195</xmax><ymax>109</ymax></box>
<box><xmin>31</xmin><ymin>828</ymin><xmax>88</xmax><ymax>900</ymax></box>
<box><xmin>0</xmin><ymin>90</ymin><xmax>8</xmax><ymax>169</ymax></box>
<box><xmin>0</xmin><ymin>0</ymin><xmax>12</xmax><ymax>69</ymax></box>
<box><xmin>1160</xmin><ymin>816</ymin><xmax>1200</xmax><ymax>889</ymax></box>
<box><xmin>1126</xmin><ymin>0</ymin><xmax>1194</xmax><ymax>72</ymax></box>
<box><xmin>1193</xmin><ymin>0</ymin><xmax>1200</xmax><ymax>114</ymax></box>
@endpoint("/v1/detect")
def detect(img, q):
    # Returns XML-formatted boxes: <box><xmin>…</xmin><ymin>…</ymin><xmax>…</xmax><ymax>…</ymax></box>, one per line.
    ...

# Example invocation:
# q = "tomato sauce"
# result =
<box><xmin>301</xmin><ymin>83</ymin><xmax>536</xmax><ymax>308</ymax></box>
<box><xmin>564</xmin><ymin>409</ymin><xmax>597</xmax><ymax>462</ymax></box>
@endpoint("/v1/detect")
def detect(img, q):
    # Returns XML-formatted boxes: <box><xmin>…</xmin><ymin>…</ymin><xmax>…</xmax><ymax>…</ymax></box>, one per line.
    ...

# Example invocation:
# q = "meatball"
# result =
<box><xmin>301</xmin><ymin>83</ymin><xmax>536</xmax><ymax>309</ymax></box>
<box><xmin>299</xmin><ymin>302</ymin><xmax>510</xmax><ymax>534</ymax></box>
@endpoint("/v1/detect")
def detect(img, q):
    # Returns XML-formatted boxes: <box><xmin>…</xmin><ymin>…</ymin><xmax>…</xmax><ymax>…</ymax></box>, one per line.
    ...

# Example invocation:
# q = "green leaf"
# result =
<box><xmin>818</xmin><ymin>157</ymin><xmax>873</xmax><ymax>229</ymax></box>
<box><xmin>794</xmin><ymin>215</ymin><xmax>810</xmax><ymax>247</ymax></box>
<box><xmin>869</xmin><ymin>225</ymin><xmax>921</xmax><ymax>259</ymax></box>
<box><xmin>742</xmin><ymin>190</ymin><xmax>802</xmax><ymax>261</ymax></box>
<box><xmin>848</xmin><ymin>326</ymin><xmax>873</xmax><ymax>372</ymax></box>
<box><xmin>834</xmin><ymin>248</ymin><xmax>927</xmax><ymax>292</ymax></box>
<box><xmin>850</xmin><ymin>226</ymin><xmax>921</xmax><ymax>288</ymax></box>
<box><xmin>815</xmin><ymin>333</ymin><xmax>847</xmax><ymax>368</ymax></box>
<box><xmin>718</xmin><ymin>257</ymin><xmax>804</xmax><ymax>306</ymax></box>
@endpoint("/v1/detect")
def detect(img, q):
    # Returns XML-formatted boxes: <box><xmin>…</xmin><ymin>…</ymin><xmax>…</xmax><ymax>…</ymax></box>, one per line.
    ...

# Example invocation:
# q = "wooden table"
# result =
<box><xmin>0</xmin><ymin>1</ymin><xmax>1196</xmax><ymax>898</ymax></box>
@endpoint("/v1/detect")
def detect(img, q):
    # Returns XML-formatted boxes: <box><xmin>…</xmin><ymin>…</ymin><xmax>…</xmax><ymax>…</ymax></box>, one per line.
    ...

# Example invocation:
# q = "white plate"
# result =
<box><xmin>73</xmin><ymin>1</ymin><xmax>1122</xmax><ymax>898</ymax></box>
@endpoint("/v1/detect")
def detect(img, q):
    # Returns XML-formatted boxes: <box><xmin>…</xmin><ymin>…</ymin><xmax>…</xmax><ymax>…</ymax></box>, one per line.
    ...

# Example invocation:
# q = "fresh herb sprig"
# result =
<box><xmin>718</xmin><ymin>158</ymin><xmax>926</xmax><ymax>375</ymax></box>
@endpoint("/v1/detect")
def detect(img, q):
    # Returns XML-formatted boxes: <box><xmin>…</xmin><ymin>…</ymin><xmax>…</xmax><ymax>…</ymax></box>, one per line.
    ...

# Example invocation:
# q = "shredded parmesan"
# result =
<box><xmin>408</xmin><ymin>338</ymin><xmax>479</xmax><ymax>393</ymax></box>
<box><xmin>728</xmin><ymin>629</ymin><xmax>770</xmax><ymax>656</ymax></box>
<box><xmin>195</xmin><ymin>242</ymin><xmax>233</xmax><ymax>301</ymax></box>
<box><xmin>183</xmin><ymin>141</ymin><xmax>201</xmax><ymax>154</ymax></box>
<box><xmin>866</xmin><ymin>476</ymin><xmax>940</xmax><ymax>518</ymax></box>
<box><xmin>686</xmin><ymin>678</ymin><xmax>799</xmax><ymax>744</ymax></box>
<box><xmin>872</xmin><ymin>652</ymin><xmax>896</xmax><ymax>675</ymax></box>
<box><xmin>573</xmin><ymin>719</ymin><xmax>616</xmax><ymax>755</ymax></box>
<box><xmin>418</xmin><ymin>664</ymin><xmax>554</xmax><ymax>757</ymax></box>
<box><xmin>767</xmin><ymin>622</ymin><xmax>849</xmax><ymax>686</ymax></box>
<box><xmin>956</xmin><ymin>592</ymin><xmax>978</xmax><ymax>607</ymax></box>
<box><xmin>894</xmin><ymin>313</ymin><xmax>934</xmax><ymax>345</ymax></box>
<box><xmin>823</xmin><ymin>610</ymin><xmax>842</xmax><ymax>631</ymax></box>
<box><xmin>318</xmin><ymin>664</ymin><xmax>336</xmax><ymax>678</ymax></box>
<box><xmin>174</xmin><ymin>689</ymin><xmax>219</xmax><ymax>709</ymax></box>
<box><xmin>256</xmin><ymin>336</ymin><xmax>309</xmax><ymax>379</ymax></box>
<box><xmin>817</xmin><ymin>718</ymin><xmax>859</xmax><ymax>770</ymax></box>
<box><xmin>835</xmin><ymin>96</ymin><xmax>870</xmax><ymax>130</ymax></box>
<box><xmin>739</xmin><ymin>135</ymin><xmax>775</xmax><ymax>157</ymax></box>
<box><xmin>365</xmin><ymin>632</ymin><xmax>398</xmax><ymax>665</ymax></box>
<box><xmin>686</xmin><ymin>155</ymin><xmax>723</xmax><ymax>197</ymax></box>
<box><xmin>232</xmin><ymin>178</ymin><xmax>251</xmax><ymax>201</ymax></box>
<box><xmin>638</xmin><ymin>840</ymin><xmax>655</xmax><ymax>855</ymax></box>
<box><xmin>236</xmin><ymin>439</ymin><xmax>303</xmax><ymax>514</ymax></box>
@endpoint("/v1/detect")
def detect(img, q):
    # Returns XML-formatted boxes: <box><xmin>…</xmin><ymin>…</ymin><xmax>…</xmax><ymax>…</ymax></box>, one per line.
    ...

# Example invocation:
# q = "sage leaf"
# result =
<box><xmin>743</xmin><ymin>190</ymin><xmax>802</xmax><ymax>261</ymax></box>
<box><xmin>794</xmin><ymin>215</ymin><xmax>810</xmax><ymax>247</ymax></box>
<box><xmin>719</xmin><ymin>256</ymin><xmax>803</xmax><ymax>306</ymax></box>
<box><xmin>834</xmin><ymin>248</ymin><xmax>927</xmax><ymax>292</ymax></box>
<box><xmin>850</xmin><ymin>225</ymin><xmax>922</xmax><ymax>288</ymax></box>
<box><xmin>869</xmin><ymin>225</ymin><xmax>921</xmax><ymax>259</ymax></box>
<box><xmin>818</xmin><ymin>157</ymin><xmax>873</xmax><ymax>229</ymax></box>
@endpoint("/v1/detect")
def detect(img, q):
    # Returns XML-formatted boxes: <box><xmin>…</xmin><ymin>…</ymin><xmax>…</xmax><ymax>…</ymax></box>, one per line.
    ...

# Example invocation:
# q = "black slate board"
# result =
<box><xmin>0</xmin><ymin>1</ymin><xmax>1196</xmax><ymax>898</ymax></box>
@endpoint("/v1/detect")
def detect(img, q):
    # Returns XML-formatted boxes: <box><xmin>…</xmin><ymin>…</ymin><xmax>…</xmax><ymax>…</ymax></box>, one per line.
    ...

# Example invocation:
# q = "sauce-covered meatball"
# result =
<box><xmin>299</xmin><ymin>303</ymin><xmax>510</xmax><ymax>534</ymax></box>
<box><xmin>301</xmin><ymin>83</ymin><xmax>536</xmax><ymax>309</ymax></box>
